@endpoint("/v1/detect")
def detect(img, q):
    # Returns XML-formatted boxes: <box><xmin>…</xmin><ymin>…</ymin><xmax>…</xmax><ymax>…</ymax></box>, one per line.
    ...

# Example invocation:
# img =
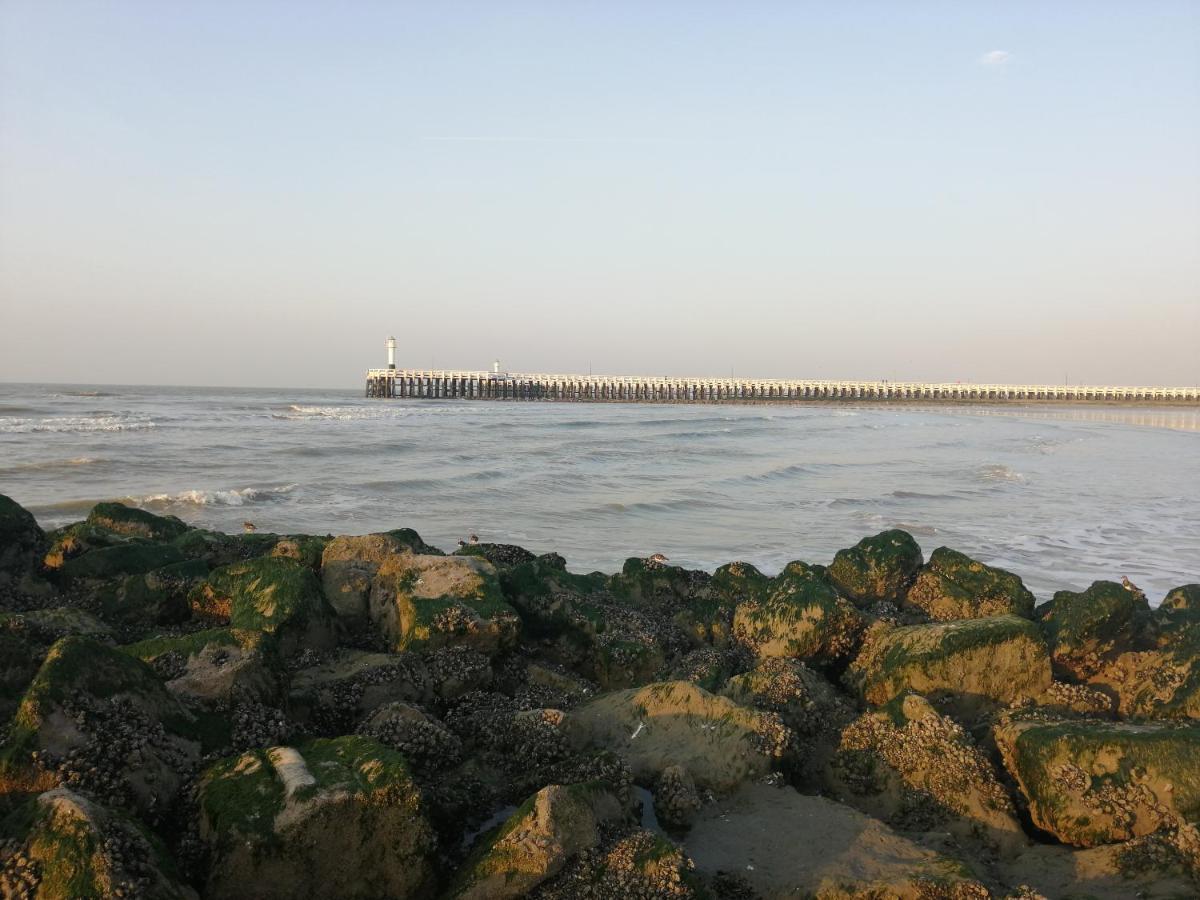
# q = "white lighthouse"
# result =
<box><xmin>386</xmin><ymin>336</ymin><xmax>396</xmax><ymax>370</ymax></box>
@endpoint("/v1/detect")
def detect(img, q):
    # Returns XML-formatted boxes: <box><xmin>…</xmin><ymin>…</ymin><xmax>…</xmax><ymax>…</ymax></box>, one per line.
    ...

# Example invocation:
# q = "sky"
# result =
<box><xmin>1</xmin><ymin>1</ymin><xmax>1197</xmax><ymax>388</ymax></box>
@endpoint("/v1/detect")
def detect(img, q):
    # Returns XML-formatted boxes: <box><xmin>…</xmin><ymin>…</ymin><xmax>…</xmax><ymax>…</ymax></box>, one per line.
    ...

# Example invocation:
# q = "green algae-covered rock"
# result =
<box><xmin>827</xmin><ymin>529</ymin><xmax>924</xmax><ymax>606</ymax></box>
<box><xmin>450</xmin><ymin>781</ymin><xmax>629</xmax><ymax>900</ymax></box>
<box><xmin>122</xmin><ymin>627</ymin><xmax>281</xmax><ymax>704</ymax></box>
<box><xmin>0</xmin><ymin>493</ymin><xmax>44</xmax><ymax>577</ymax></box>
<box><xmin>1040</xmin><ymin>580</ymin><xmax>1148</xmax><ymax>680</ymax></box>
<box><xmin>499</xmin><ymin>554</ymin><xmax>608</xmax><ymax>641</ymax></box>
<box><xmin>170</xmin><ymin>528</ymin><xmax>281</xmax><ymax>567</ymax></box>
<box><xmin>369</xmin><ymin>552</ymin><xmax>519</xmax><ymax>655</ymax></box>
<box><xmin>1161</xmin><ymin>584</ymin><xmax>1200</xmax><ymax>612</ymax></box>
<box><xmin>59</xmin><ymin>541</ymin><xmax>186</xmax><ymax>584</ymax></box>
<box><xmin>189</xmin><ymin>557</ymin><xmax>337</xmax><ymax>656</ymax></box>
<box><xmin>268</xmin><ymin>534</ymin><xmax>330</xmax><ymax>570</ymax></box>
<box><xmin>197</xmin><ymin>736</ymin><xmax>435</xmax><ymax>900</ymax></box>
<box><xmin>319</xmin><ymin>532</ymin><xmax>413</xmax><ymax>623</ymax></box>
<box><xmin>610</xmin><ymin>557</ymin><xmax>735</xmax><ymax>647</ymax></box>
<box><xmin>1088</xmin><ymin>604</ymin><xmax>1200</xmax><ymax>721</ymax></box>
<box><xmin>0</xmin><ymin>609</ymin><xmax>113</xmax><ymax>722</ymax></box>
<box><xmin>42</xmin><ymin>522</ymin><xmax>135</xmax><ymax>571</ymax></box>
<box><xmin>454</xmin><ymin>541</ymin><xmax>537</xmax><ymax>569</ymax></box>
<box><xmin>85</xmin><ymin>501</ymin><xmax>189</xmax><ymax>542</ymax></box>
<box><xmin>846</xmin><ymin>615</ymin><xmax>1052</xmax><ymax>714</ymax></box>
<box><xmin>994</xmin><ymin>713</ymin><xmax>1200</xmax><ymax>847</ymax></box>
<box><xmin>905</xmin><ymin>547</ymin><xmax>1036</xmax><ymax>621</ymax></box>
<box><xmin>565</xmin><ymin>680</ymin><xmax>792</xmax><ymax>792</ymax></box>
<box><xmin>383</xmin><ymin>527</ymin><xmax>443</xmax><ymax>555</ymax></box>
<box><xmin>8</xmin><ymin>787</ymin><xmax>196</xmax><ymax>900</ymax></box>
<box><xmin>3</xmin><ymin>637</ymin><xmax>202</xmax><ymax>814</ymax></box>
<box><xmin>732</xmin><ymin>563</ymin><xmax>865</xmax><ymax>663</ymax></box>
<box><xmin>826</xmin><ymin>693</ymin><xmax>1025</xmax><ymax>855</ymax></box>
<box><xmin>98</xmin><ymin>559</ymin><xmax>209</xmax><ymax>626</ymax></box>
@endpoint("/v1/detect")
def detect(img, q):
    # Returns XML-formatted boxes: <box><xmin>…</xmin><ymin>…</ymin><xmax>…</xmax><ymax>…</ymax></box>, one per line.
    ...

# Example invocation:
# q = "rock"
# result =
<box><xmin>994</xmin><ymin>712</ymin><xmax>1200</xmax><ymax>847</ymax></box>
<box><xmin>58</xmin><ymin>541</ymin><xmax>186</xmax><ymax>584</ymax></box>
<box><xmin>654</xmin><ymin>764</ymin><xmax>703</xmax><ymax>830</ymax></box>
<box><xmin>85</xmin><ymin>501</ymin><xmax>189</xmax><ymax>542</ymax></box>
<box><xmin>287</xmin><ymin>648</ymin><xmax>486</xmax><ymax>732</ymax></box>
<box><xmin>3</xmin><ymin>636</ymin><xmax>202</xmax><ymax>816</ymax></box>
<box><xmin>721</xmin><ymin>658</ymin><xmax>856</xmax><ymax>767</ymax></box>
<box><xmin>170</xmin><ymin>528</ymin><xmax>281</xmax><ymax>567</ymax></box>
<box><xmin>189</xmin><ymin>557</ymin><xmax>337</xmax><ymax>656</ymax></box>
<box><xmin>122</xmin><ymin>628</ymin><xmax>281</xmax><ymax>704</ymax></box>
<box><xmin>536</xmin><ymin>828</ymin><xmax>697</xmax><ymax>899</ymax></box>
<box><xmin>732</xmin><ymin>563</ymin><xmax>865</xmax><ymax>663</ymax></box>
<box><xmin>0</xmin><ymin>607</ymin><xmax>114</xmax><ymax>643</ymax></box>
<box><xmin>98</xmin><ymin>559</ymin><xmax>209</xmax><ymax>626</ymax></box>
<box><xmin>319</xmin><ymin>533</ymin><xmax>412</xmax><ymax>623</ymax></box>
<box><xmin>565</xmin><ymin>680</ymin><xmax>792</xmax><ymax>792</ymax></box>
<box><xmin>845</xmin><ymin>615</ymin><xmax>1052</xmax><ymax>716</ymax></box>
<box><xmin>368</xmin><ymin>552</ymin><xmax>519</xmax><ymax>656</ymax></box>
<box><xmin>827</xmin><ymin>529</ymin><xmax>924</xmax><ymax>606</ymax></box>
<box><xmin>268</xmin><ymin>535</ymin><xmax>329</xmax><ymax>569</ymax></box>
<box><xmin>1039</xmin><ymin>580</ymin><xmax>1151</xmax><ymax>680</ymax></box>
<box><xmin>609</xmin><ymin>557</ymin><xmax>734</xmax><ymax>647</ymax></box>
<box><xmin>1161</xmin><ymin>584</ymin><xmax>1200</xmax><ymax>611</ymax></box>
<box><xmin>357</xmin><ymin>701</ymin><xmax>462</xmax><ymax>771</ymax></box>
<box><xmin>0</xmin><ymin>494</ymin><xmax>44</xmax><ymax>578</ymax></box>
<box><xmin>449</xmin><ymin>781</ymin><xmax>629</xmax><ymax>899</ymax></box>
<box><xmin>198</xmin><ymin>735</ymin><xmax>436</xmax><ymax>899</ymax></box>
<box><xmin>825</xmin><ymin>694</ymin><xmax>1026</xmax><ymax>854</ymax></box>
<box><xmin>9</xmin><ymin>787</ymin><xmax>196</xmax><ymax>899</ymax></box>
<box><xmin>684</xmin><ymin>783</ymin><xmax>989</xmax><ymax>899</ymax></box>
<box><xmin>454</xmin><ymin>541</ymin><xmax>537</xmax><ymax>569</ymax></box>
<box><xmin>905</xmin><ymin>547</ymin><xmax>1036</xmax><ymax>621</ymax></box>
<box><xmin>41</xmin><ymin>522</ymin><xmax>133</xmax><ymax>571</ymax></box>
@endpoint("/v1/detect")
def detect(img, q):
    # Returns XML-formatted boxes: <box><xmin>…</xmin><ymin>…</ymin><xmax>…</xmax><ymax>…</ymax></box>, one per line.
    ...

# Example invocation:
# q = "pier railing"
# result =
<box><xmin>365</xmin><ymin>369</ymin><xmax>1200</xmax><ymax>403</ymax></box>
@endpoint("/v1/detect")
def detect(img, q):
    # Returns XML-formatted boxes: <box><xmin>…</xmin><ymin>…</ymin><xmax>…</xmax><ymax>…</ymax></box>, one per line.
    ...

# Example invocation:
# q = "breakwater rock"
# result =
<box><xmin>1</xmin><ymin>493</ymin><xmax>1198</xmax><ymax>898</ymax></box>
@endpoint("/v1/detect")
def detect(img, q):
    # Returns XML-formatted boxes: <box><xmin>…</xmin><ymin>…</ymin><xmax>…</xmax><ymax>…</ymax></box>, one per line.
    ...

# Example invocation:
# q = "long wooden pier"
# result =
<box><xmin>366</xmin><ymin>369</ymin><xmax>1200</xmax><ymax>404</ymax></box>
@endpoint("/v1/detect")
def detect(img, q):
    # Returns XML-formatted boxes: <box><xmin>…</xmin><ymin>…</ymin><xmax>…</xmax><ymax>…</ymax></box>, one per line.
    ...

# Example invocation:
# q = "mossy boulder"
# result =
<box><xmin>1040</xmin><ymin>580</ymin><xmax>1149</xmax><ymax>680</ymax></box>
<box><xmin>170</xmin><ymin>528</ymin><xmax>281</xmax><ymax>567</ymax></box>
<box><xmin>85</xmin><ymin>502</ymin><xmax>189</xmax><ymax>542</ymax></box>
<box><xmin>846</xmin><ymin>615</ymin><xmax>1052</xmax><ymax>715</ymax></box>
<box><xmin>58</xmin><ymin>541</ymin><xmax>185</xmax><ymax>584</ymax></box>
<box><xmin>268</xmin><ymin>534</ymin><xmax>329</xmax><ymax>570</ymax></box>
<box><xmin>454</xmin><ymin>541</ymin><xmax>537</xmax><ymax>569</ymax></box>
<box><xmin>905</xmin><ymin>547</ymin><xmax>1036</xmax><ymax>621</ymax></box>
<box><xmin>0</xmin><ymin>610</ymin><xmax>114</xmax><ymax>722</ymax></box>
<box><xmin>189</xmin><ymin>557</ymin><xmax>337</xmax><ymax>656</ymax></box>
<box><xmin>97</xmin><ymin>559</ymin><xmax>209</xmax><ymax>627</ymax></box>
<box><xmin>287</xmin><ymin>650</ymin><xmax>444</xmax><ymax>733</ymax></box>
<box><xmin>6</xmin><ymin>787</ymin><xmax>196</xmax><ymax>899</ymax></box>
<box><xmin>1086</xmin><ymin>605</ymin><xmax>1200</xmax><ymax>721</ymax></box>
<box><xmin>994</xmin><ymin>713</ymin><xmax>1200</xmax><ymax>847</ymax></box>
<box><xmin>319</xmin><ymin>533</ymin><xmax>413</xmax><ymax>623</ymax></box>
<box><xmin>732</xmin><ymin>564</ymin><xmax>865</xmax><ymax>663</ymax></box>
<box><xmin>0</xmin><ymin>493</ymin><xmax>44</xmax><ymax>577</ymax></box>
<box><xmin>1161</xmin><ymin>584</ymin><xmax>1200</xmax><ymax>612</ymax></box>
<box><xmin>825</xmin><ymin>694</ymin><xmax>1026</xmax><ymax>855</ymax></box>
<box><xmin>565</xmin><ymin>680</ymin><xmax>792</xmax><ymax>792</ymax></box>
<box><xmin>450</xmin><ymin>781</ymin><xmax>629</xmax><ymax>899</ymax></box>
<box><xmin>827</xmin><ymin>529</ymin><xmax>924</xmax><ymax>606</ymax></box>
<box><xmin>368</xmin><ymin>552</ymin><xmax>519</xmax><ymax>656</ymax></box>
<box><xmin>197</xmin><ymin>736</ymin><xmax>436</xmax><ymax>900</ymax></box>
<box><xmin>42</xmin><ymin>522</ymin><xmax>137</xmax><ymax>571</ymax></box>
<box><xmin>3</xmin><ymin>637</ymin><xmax>202</xmax><ymax>814</ymax></box>
<box><xmin>122</xmin><ymin>628</ymin><xmax>281</xmax><ymax>704</ymax></box>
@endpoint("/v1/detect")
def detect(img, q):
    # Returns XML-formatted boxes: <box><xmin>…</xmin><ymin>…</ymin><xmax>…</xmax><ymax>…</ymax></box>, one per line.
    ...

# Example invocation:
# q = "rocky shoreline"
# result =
<box><xmin>0</xmin><ymin>493</ymin><xmax>1197</xmax><ymax>899</ymax></box>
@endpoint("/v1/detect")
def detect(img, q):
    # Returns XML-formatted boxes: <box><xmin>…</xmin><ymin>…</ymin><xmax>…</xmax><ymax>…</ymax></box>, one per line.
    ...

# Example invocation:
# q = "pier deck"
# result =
<box><xmin>366</xmin><ymin>369</ymin><xmax>1199</xmax><ymax>404</ymax></box>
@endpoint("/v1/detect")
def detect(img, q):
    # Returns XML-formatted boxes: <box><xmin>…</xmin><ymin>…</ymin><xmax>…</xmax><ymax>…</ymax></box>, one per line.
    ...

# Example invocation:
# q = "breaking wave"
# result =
<box><xmin>133</xmin><ymin>484</ymin><xmax>299</xmax><ymax>509</ymax></box>
<box><xmin>0</xmin><ymin>415</ymin><xmax>156</xmax><ymax>434</ymax></box>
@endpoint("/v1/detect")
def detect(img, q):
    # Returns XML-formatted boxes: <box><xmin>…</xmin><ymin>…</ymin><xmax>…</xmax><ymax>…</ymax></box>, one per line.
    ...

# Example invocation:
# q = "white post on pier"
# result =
<box><xmin>386</xmin><ymin>336</ymin><xmax>397</xmax><ymax>370</ymax></box>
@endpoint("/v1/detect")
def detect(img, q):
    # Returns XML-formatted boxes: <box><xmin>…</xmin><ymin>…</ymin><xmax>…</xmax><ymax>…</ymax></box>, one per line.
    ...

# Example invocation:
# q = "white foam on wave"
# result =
<box><xmin>133</xmin><ymin>484</ymin><xmax>299</xmax><ymax>509</ymax></box>
<box><xmin>977</xmin><ymin>464</ymin><xmax>1026</xmax><ymax>484</ymax></box>
<box><xmin>0</xmin><ymin>415</ymin><xmax>155</xmax><ymax>434</ymax></box>
<box><xmin>276</xmin><ymin>403</ymin><xmax>480</xmax><ymax>422</ymax></box>
<box><xmin>0</xmin><ymin>456</ymin><xmax>101</xmax><ymax>474</ymax></box>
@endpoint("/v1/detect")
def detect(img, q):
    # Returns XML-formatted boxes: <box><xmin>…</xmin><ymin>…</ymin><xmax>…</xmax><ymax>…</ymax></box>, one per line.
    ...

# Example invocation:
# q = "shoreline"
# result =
<box><xmin>1</xmin><ymin>494</ymin><xmax>1198</xmax><ymax>897</ymax></box>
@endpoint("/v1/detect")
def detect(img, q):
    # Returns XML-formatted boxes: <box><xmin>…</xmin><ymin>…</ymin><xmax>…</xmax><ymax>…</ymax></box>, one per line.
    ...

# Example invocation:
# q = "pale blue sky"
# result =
<box><xmin>1</xmin><ymin>2</ymin><xmax>1197</xmax><ymax>387</ymax></box>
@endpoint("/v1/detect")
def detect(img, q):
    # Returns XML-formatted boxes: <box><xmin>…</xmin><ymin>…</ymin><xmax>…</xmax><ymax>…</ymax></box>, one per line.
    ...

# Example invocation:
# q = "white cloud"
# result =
<box><xmin>979</xmin><ymin>50</ymin><xmax>1012</xmax><ymax>66</ymax></box>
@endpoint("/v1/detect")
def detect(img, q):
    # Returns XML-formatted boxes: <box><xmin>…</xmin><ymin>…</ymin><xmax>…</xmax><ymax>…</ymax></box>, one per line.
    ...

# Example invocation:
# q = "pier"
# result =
<box><xmin>366</xmin><ymin>368</ymin><xmax>1200</xmax><ymax>404</ymax></box>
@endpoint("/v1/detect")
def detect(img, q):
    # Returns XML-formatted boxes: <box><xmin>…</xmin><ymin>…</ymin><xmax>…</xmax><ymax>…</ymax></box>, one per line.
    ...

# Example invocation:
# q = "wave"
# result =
<box><xmin>133</xmin><ymin>484</ymin><xmax>299</xmax><ymax>509</ymax></box>
<box><xmin>977</xmin><ymin>464</ymin><xmax>1027</xmax><ymax>484</ymax></box>
<box><xmin>0</xmin><ymin>415</ymin><xmax>156</xmax><ymax>434</ymax></box>
<box><xmin>890</xmin><ymin>490</ymin><xmax>960</xmax><ymax>501</ymax></box>
<box><xmin>274</xmin><ymin>403</ymin><xmax>482</xmax><ymax>422</ymax></box>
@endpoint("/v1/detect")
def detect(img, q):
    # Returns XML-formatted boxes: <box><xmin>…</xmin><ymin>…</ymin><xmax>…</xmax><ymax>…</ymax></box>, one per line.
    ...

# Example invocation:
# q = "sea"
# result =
<box><xmin>1</xmin><ymin>383</ymin><xmax>1197</xmax><ymax>603</ymax></box>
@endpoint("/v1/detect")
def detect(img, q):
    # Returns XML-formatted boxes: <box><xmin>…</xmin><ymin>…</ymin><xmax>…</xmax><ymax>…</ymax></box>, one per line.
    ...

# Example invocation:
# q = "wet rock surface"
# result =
<box><xmin>0</xmin><ymin>496</ymin><xmax>1197</xmax><ymax>897</ymax></box>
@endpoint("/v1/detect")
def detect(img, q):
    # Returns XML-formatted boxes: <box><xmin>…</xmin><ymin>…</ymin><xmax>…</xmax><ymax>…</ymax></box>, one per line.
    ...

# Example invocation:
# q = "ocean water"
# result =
<box><xmin>1</xmin><ymin>383</ymin><xmax>1197</xmax><ymax>602</ymax></box>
